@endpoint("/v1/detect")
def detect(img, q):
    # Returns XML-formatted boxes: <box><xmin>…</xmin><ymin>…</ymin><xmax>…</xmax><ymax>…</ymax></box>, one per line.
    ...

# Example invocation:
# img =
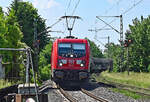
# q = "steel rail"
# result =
<box><xmin>101</xmin><ymin>78</ymin><xmax>150</xmax><ymax>92</ymax></box>
<box><xmin>118</xmin><ymin>87</ymin><xmax>150</xmax><ymax>96</ymax></box>
<box><xmin>97</xmin><ymin>79</ymin><xmax>150</xmax><ymax>97</ymax></box>
<box><xmin>52</xmin><ymin>81</ymin><xmax>111</xmax><ymax>102</ymax></box>
<box><xmin>54</xmin><ymin>83</ymin><xmax>78</xmax><ymax>102</ymax></box>
<box><xmin>81</xmin><ymin>88</ymin><xmax>111</xmax><ymax>102</ymax></box>
<box><xmin>59</xmin><ymin>87</ymin><xmax>78</xmax><ymax>102</ymax></box>
<box><xmin>39</xmin><ymin>83</ymin><xmax>51</xmax><ymax>93</ymax></box>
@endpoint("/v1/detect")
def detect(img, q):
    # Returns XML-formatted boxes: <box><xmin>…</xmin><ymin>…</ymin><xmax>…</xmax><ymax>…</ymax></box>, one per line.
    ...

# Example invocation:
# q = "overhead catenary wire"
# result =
<box><xmin>96</xmin><ymin>16</ymin><xmax>120</xmax><ymax>34</ymax></box>
<box><xmin>96</xmin><ymin>0</ymin><xmax>144</xmax><ymax>32</ymax></box>
<box><xmin>65</xmin><ymin>0</ymin><xmax>72</xmax><ymax>15</ymax></box>
<box><xmin>122</xmin><ymin>0</ymin><xmax>144</xmax><ymax>15</ymax></box>
<box><xmin>49</xmin><ymin>18</ymin><xmax>62</xmax><ymax>28</ymax></box>
<box><xmin>104</xmin><ymin>0</ymin><xmax>123</xmax><ymax>14</ymax></box>
<box><xmin>71</xmin><ymin>0</ymin><xmax>80</xmax><ymax>16</ymax></box>
<box><xmin>103</xmin><ymin>0</ymin><xmax>143</xmax><ymax>16</ymax></box>
<box><xmin>94</xmin><ymin>37</ymin><xmax>106</xmax><ymax>47</ymax></box>
<box><xmin>67</xmin><ymin>0</ymin><xmax>72</xmax><ymax>11</ymax></box>
<box><xmin>95</xmin><ymin>0</ymin><xmax>123</xmax><ymax>33</ymax></box>
<box><xmin>57</xmin><ymin>0</ymin><xmax>81</xmax><ymax>37</ymax></box>
<box><xmin>97</xmin><ymin>0</ymin><xmax>122</xmax><ymax>33</ymax></box>
<box><xmin>95</xmin><ymin>18</ymin><xmax>117</xmax><ymax>32</ymax></box>
<box><xmin>61</xmin><ymin>16</ymin><xmax>81</xmax><ymax>36</ymax></box>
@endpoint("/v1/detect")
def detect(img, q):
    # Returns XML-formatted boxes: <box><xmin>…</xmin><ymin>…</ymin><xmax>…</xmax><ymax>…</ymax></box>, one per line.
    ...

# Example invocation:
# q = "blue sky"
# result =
<box><xmin>0</xmin><ymin>0</ymin><xmax>150</xmax><ymax>50</ymax></box>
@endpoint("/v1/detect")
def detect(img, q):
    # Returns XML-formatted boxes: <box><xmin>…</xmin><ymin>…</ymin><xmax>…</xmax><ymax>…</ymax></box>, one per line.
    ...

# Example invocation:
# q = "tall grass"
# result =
<box><xmin>100</xmin><ymin>71</ymin><xmax>150</xmax><ymax>88</ymax></box>
<box><xmin>0</xmin><ymin>79</ymin><xmax>12</xmax><ymax>89</ymax></box>
<box><xmin>94</xmin><ymin>71</ymin><xmax>150</xmax><ymax>99</ymax></box>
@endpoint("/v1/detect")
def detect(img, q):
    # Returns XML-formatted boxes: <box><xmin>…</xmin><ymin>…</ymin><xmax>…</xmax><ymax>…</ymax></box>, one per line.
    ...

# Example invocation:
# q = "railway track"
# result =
<box><xmin>52</xmin><ymin>82</ymin><xmax>77</xmax><ymax>102</ymax></box>
<box><xmin>39</xmin><ymin>80</ymin><xmax>53</xmax><ymax>93</ymax></box>
<box><xmin>59</xmin><ymin>86</ymin><xmax>78</xmax><ymax>102</ymax></box>
<box><xmin>52</xmin><ymin>81</ymin><xmax>111</xmax><ymax>102</ymax></box>
<box><xmin>81</xmin><ymin>88</ymin><xmax>110</xmax><ymax>102</ymax></box>
<box><xmin>97</xmin><ymin>78</ymin><xmax>150</xmax><ymax>97</ymax></box>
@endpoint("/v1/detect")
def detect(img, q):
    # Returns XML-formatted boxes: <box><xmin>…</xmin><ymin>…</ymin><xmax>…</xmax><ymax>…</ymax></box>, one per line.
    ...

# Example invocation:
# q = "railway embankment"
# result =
<box><xmin>41</xmin><ymin>80</ymin><xmax>138</xmax><ymax>102</ymax></box>
<box><xmin>92</xmin><ymin>71</ymin><xmax>150</xmax><ymax>101</ymax></box>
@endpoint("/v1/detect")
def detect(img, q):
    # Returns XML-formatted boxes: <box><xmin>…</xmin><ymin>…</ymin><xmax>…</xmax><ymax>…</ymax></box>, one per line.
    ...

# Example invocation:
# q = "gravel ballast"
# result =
<box><xmin>42</xmin><ymin>80</ymin><xmax>150</xmax><ymax>102</ymax></box>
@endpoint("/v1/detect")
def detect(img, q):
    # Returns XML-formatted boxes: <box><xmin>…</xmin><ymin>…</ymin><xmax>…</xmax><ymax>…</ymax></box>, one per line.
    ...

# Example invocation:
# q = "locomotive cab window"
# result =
<box><xmin>72</xmin><ymin>43</ymin><xmax>86</xmax><ymax>57</ymax></box>
<box><xmin>58</xmin><ymin>43</ymin><xmax>86</xmax><ymax>58</ymax></box>
<box><xmin>58</xmin><ymin>43</ymin><xmax>72</xmax><ymax>56</ymax></box>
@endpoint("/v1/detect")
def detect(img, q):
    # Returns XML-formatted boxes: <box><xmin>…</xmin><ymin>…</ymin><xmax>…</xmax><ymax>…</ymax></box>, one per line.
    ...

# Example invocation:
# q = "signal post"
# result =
<box><xmin>124</xmin><ymin>39</ymin><xmax>132</xmax><ymax>75</ymax></box>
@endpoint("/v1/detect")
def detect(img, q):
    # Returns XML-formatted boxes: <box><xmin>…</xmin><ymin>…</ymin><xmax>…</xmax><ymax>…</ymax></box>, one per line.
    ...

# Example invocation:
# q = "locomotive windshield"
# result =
<box><xmin>58</xmin><ymin>43</ymin><xmax>86</xmax><ymax>58</ymax></box>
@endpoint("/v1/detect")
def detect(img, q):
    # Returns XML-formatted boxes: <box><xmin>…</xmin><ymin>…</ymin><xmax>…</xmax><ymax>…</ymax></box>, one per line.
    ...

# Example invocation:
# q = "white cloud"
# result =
<box><xmin>32</xmin><ymin>0</ymin><xmax>59</xmax><ymax>9</ymax></box>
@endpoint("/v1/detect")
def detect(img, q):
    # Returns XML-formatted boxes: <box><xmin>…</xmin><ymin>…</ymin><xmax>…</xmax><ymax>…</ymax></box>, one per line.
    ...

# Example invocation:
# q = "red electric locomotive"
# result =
<box><xmin>51</xmin><ymin>36</ymin><xmax>90</xmax><ymax>85</ymax></box>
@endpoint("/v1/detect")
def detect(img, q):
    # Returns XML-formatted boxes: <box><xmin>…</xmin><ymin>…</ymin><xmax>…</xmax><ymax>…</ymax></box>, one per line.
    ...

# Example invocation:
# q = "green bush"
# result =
<box><xmin>38</xmin><ymin>41</ymin><xmax>52</xmax><ymax>83</ymax></box>
<box><xmin>40</xmin><ymin>64</ymin><xmax>51</xmax><ymax>81</ymax></box>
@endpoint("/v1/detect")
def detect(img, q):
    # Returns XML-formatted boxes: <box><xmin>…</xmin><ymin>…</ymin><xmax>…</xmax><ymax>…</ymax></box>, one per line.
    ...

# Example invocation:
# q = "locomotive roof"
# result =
<box><xmin>55</xmin><ymin>38</ymin><xmax>88</xmax><ymax>43</ymax></box>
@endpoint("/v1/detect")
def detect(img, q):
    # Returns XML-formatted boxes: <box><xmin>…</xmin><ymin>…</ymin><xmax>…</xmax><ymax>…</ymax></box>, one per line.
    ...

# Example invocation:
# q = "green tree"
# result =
<box><xmin>0</xmin><ymin>7</ymin><xmax>24</xmax><ymax>79</ymax></box>
<box><xmin>0</xmin><ymin>7</ymin><xmax>7</xmax><ymax>48</ymax></box>
<box><xmin>9</xmin><ymin>0</ymin><xmax>50</xmax><ymax>75</ymax></box>
<box><xmin>125</xmin><ymin>16</ymin><xmax>150</xmax><ymax>72</ymax></box>
<box><xmin>104</xmin><ymin>16</ymin><xmax>150</xmax><ymax>72</ymax></box>
<box><xmin>38</xmin><ymin>41</ymin><xmax>53</xmax><ymax>81</ymax></box>
<box><xmin>10</xmin><ymin>0</ymin><xmax>50</xmax><ymax>50</ymax></box>
<box><xmin>85</xmin><ymin>38</ymin><xmax>104</xmax><ymax>58</ymax></box>
<box><xmin>104</xmin><ymin>43</ymin><xmax>122</xmax><ymax>72</ymax></box>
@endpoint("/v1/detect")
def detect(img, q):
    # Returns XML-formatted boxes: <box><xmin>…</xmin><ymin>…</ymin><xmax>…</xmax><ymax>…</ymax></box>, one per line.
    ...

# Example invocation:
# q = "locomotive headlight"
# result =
<box><xmin>76</xmin><ymin>60</ymin><xmax>85</xmax><ymax>67</ymax></box>
<box><xmin>59</xmin><ymin>63</ymin><xmax>63</xmax><ymax>66</ymax></box>
<box><xmin>70</xmin><ymin>54</ymin><xmax>73</xmax><ymax>57</ymax></box>
<box><xmin>80</xmin><ymin>63</ymin><xmax>84</xmax><ymax>67</ymax></box>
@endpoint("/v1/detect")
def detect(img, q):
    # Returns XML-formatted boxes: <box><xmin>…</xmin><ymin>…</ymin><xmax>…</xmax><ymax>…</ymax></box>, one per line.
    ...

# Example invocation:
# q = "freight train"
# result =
<box><xmin>51</xmin><ymin>36</ymin><xmax>90</xmax><ymax>85</ymax></box>
<box><xmin>90</xmin><ymin>57</ymin><xmax>113</xmax><ymax>73</ymax></box>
